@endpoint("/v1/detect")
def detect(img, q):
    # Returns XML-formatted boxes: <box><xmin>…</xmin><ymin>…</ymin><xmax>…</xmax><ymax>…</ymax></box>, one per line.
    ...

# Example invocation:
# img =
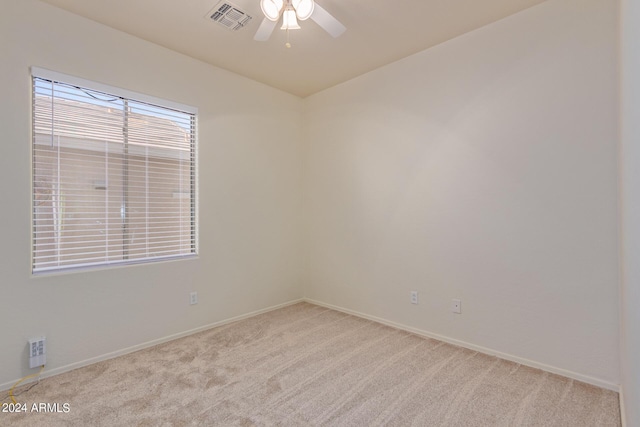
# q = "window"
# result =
<box><xmin>32</xmin><ymin>68</ymin><xmax>197</xmax><ymax>273</ymax></box>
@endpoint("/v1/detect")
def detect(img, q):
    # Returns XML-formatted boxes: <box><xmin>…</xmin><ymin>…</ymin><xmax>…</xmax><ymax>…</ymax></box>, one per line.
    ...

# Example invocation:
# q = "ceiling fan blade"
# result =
<box><xmin>310</xmin><ymin>3</ymin><xmax>346</xmax><ymax>38</ymax></box>
<box><xmin>254</xmin><ymin>17</ymin><xmax>278</xmax><ymax>41</ymax></box>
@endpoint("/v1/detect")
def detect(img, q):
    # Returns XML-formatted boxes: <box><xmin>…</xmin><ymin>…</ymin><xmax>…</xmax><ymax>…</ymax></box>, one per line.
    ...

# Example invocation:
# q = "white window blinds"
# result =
<box><xmin>32</xmin><ymin>70</ymin><xmax>197</xmax><ymax>273</ymax></box>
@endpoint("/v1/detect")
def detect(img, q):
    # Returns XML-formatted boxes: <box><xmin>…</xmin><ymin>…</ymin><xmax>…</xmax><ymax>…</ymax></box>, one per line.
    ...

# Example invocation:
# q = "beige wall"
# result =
<box><xmin>303</xmin><ymin>0</ymin><xmax>620</xmax><ymax>388</ymax></box>
<box><xmin>620</xmin><ymin>0</ymin><xmax>640</xmax><ymax>423</ymax></box>
<box><xmin>0</xmin><ymin>0</ymin><xmax>304</xmax><ymax>387</ymax></box>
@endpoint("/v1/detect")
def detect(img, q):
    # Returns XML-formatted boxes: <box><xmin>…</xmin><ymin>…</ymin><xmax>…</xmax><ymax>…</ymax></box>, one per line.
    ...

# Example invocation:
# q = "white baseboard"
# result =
<box><xmin>0</xmin><ymin>298</ymin><xmax>304</xmax><ymax>392</ymax></box>
<box><xmin>619</xmin><ymin>389</ymin><xmax>627</xmax><ymax>427</ymax></box>
<box><xmin>3</xmin><ymin>297</ymin><xmax>620</xmax><ymax>397</ymax></box>
<box><xmin>304</xmin><ymin>298</ymin><xmax>620</xmax><ymax>393</ymax></box>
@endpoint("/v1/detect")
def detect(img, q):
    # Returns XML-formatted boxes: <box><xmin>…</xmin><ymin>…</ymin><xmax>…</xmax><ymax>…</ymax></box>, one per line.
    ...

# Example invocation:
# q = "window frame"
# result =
<box><xmin>30</xmin><ymin>67</ymin><xmax>198</xmax><ymax>275</ymax></box>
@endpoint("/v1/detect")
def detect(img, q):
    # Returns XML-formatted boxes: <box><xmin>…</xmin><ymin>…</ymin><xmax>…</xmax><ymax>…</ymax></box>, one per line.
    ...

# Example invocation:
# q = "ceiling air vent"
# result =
<box><xmin>208</xmin><ymin>1</ymin><xmax>252</xmax><ymax>31</ymax></box>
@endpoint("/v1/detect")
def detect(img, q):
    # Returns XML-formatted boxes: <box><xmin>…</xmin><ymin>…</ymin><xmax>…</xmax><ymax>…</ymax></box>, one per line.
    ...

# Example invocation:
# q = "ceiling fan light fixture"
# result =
<box><xmin>260</xmin><ymin>0</ymin><xmax>283</xmax><ymax>21</ymax></box>
<box><xmin>281</xmin><ymin>8</ymin><xmax>301</xmax><ymax>30</ymax></box>
<box><xmin>292</xmin><ymin>0</ymin><xmax>314</xmax><ymax>21</ymax></box>
<box><xmin>254</xmin><ymin>0</ymin><xmax>345</xmax><ymax>43</ymax></box>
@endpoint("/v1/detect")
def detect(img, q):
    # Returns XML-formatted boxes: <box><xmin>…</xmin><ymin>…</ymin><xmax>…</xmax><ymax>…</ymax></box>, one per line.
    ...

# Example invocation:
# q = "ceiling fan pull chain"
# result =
<box><xmin>286</xmin><ymin>28</ymin><xmax>292</xmax><ymax>48</ymax></box>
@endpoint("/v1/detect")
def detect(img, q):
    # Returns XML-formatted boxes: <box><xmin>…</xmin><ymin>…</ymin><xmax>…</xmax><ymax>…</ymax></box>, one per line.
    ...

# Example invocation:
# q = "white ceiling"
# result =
<box><xmin>40</xmin><ymin>0</ymin><xmax>547</xmax><ymax>98</ymax></box>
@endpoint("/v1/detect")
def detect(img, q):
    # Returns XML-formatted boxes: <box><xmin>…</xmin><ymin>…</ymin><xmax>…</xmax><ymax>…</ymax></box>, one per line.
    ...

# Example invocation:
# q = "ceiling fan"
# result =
<box><xmin>254</xmin><ymin>0</ymin><xmax>346</xmax><ymax>45</ymax></box>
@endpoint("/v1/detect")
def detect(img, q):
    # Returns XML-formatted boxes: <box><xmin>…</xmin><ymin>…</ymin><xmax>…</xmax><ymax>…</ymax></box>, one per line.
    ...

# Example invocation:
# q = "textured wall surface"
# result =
<box><xmin>0</xmin><ymin>0</ymin><xmax>304</xmax><ymax>387</ymax></box>
<box><xmin>304</xmin><ymin>0</ymin><xmax>619</xmax><ymax>387</ymax></box>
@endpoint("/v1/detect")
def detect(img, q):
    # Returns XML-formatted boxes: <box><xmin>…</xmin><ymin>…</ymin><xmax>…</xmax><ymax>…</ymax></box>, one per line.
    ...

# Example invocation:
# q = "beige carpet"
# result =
<box><xmin>1</xmin><ymin>302</ymin><xmax>620</xmax><ymax>426</ymax></box>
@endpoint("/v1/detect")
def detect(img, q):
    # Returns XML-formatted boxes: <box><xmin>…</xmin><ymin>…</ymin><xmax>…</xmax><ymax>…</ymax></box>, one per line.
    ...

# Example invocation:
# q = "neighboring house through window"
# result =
<box><xmin>32</xmin><ymin>68</ymin><xmax>197</xmax><ymax>273</ymax></box>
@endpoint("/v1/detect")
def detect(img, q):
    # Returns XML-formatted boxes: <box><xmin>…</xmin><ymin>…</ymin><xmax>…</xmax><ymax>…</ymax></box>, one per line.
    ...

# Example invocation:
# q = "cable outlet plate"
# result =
<box><xmin>29</xmin><ymin>337</ymin><xmax>46</xmax><ymax>368</ymax></box>
<box><xmin>452</xmin><ymin>299</ymin><xmax>462</xmax><ymax>314</ymax></box>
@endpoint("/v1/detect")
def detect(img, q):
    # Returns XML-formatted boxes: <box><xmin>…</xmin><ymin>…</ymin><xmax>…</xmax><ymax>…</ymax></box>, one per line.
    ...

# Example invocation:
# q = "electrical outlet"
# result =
<box><xmin>452</xmin><ymin>299</ymin><xmax>462</xmax><ymax>314</ymax></box>
<box><xmin>28</xmin><ymin>337</ymin><xmax>46</xmax><ymax>368</ymax></box>
<box><xmin>410</xmin><ymin>291</ymin><xmax>418</xmax><ymax>305</ymax></box>
<box><xmin>190</xmin><ymin>291</ymin><xmax>198</xmax><ymax>305</ymax></box>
